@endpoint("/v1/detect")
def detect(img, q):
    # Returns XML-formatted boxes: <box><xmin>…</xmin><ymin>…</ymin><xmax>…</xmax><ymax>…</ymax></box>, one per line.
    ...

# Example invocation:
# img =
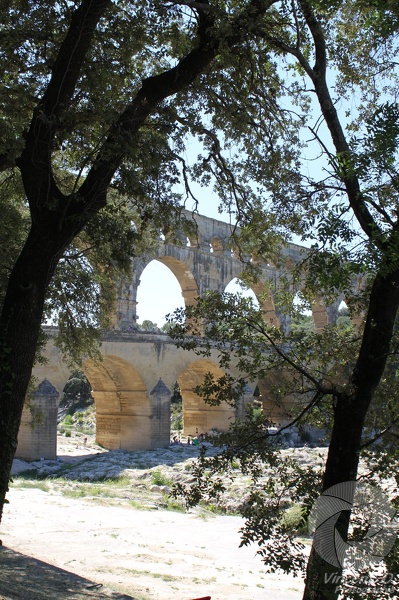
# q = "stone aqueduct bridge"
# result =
<box><xmin>117</xmin><ymin>211</ymin><xmax>342</xmax><ymax>332</ymax></box>
<box><xmin>17</xmin><ymin>212</ymin><xmax>344</xmax><ymax>461</ymax></box>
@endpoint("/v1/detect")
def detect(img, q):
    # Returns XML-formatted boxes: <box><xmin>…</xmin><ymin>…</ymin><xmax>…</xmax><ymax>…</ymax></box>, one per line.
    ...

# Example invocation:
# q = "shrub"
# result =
<box><xmin>151</xmin><ymin>468</ymin><xmax>172</xmax><ymax>487</ymax></box>
<box><xmin>280</xmin><ymin>503</ymin><xmax>307</xmax><ymax>534</ymax></box>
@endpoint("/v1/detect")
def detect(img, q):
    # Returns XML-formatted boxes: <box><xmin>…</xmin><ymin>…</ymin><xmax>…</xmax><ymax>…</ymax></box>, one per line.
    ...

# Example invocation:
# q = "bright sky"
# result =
<box><xmin>136</xmin><ymin>261</ymin><xmax>185</xmax><ymax>325</ymax></box>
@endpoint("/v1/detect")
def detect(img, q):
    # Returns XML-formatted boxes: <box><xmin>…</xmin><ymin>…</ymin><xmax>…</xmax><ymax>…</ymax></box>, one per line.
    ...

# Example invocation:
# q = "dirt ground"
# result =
<box><xmin>0</xmin><ymin>438</ymin><xmax>306</xmax><ymax>600</ymax></box>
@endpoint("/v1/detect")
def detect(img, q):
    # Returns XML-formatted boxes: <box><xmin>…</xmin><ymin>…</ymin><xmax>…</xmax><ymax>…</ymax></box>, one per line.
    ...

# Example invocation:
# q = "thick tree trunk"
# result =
<box><xmin>0</xmin><ymin>227</ymin><xmax>65</xmax><ymax>523</ymax></box>
<box><xmin>302</xmin><ymin>392</ymin><xmax>368</xmax><ymax>600</ymax></box>
<box><xmin>302</xmin><ymin>266</ymin><xmax>399</xmax><ymax>600</ymax></box>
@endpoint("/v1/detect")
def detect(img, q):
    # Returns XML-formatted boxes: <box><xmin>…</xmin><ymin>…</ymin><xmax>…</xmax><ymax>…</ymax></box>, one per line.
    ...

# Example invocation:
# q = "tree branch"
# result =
<box><xmin>17</xmin><ymin>0</ymin><xmax>112</xmax><ymax>214</ymax></box>
<box><xmin>227</xmin><ymin>390</ymin><xmax>324</xmax><ymax>455</ymax></box>
<box><xmin>266</xmin><ymin>1</ymin><xmax>384</xmax><ymax>247</ymax></box>
<box><xmin>297</xmin><ymin>0</ymin><xmax>327</xmax><ymax>78</ymax></box>
<box><xmin>245</xmin><ymin>316</ymin><xmax>337</xmax><ymax>395</ymax></box>
<box><xmin>76</xmin><ymin>0</ymin><xmax>279</xmax><ymax>214</ymax></box>
<box><xmin>162</xmin><ymin>0</ymin><xmax>224</xmax><ymax>16</ymax></box>
<box><xmin>360</xmin><ymin>413</ymin><xmax>399</xmax><ymax>450</ymax></box>
<box><xmin>40</xmin><ymin>0</ymin><xmax>112</xmax><ymax>122</ymax></box>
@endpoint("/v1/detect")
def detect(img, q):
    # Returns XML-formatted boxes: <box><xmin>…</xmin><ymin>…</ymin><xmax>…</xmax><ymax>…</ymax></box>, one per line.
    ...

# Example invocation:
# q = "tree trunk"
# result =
<box><xmin>302</xmin><ymin>392</ymin><xmax>368</xmax><ymax>600</ymax></box>
<box><xmin>0</xmin><ymin>227</ymin><xmax>66</xmax><ymax>523</ymax></box>
<box><xmin>302</xmin><ymin>265</ymin><xmax>399</xmax><ymax>600</ymax></box>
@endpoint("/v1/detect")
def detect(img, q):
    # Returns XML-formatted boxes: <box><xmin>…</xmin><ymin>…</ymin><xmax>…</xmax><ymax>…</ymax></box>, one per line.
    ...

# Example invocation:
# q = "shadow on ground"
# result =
<box><xmin>0</xmin><ymin>546</ymin><xmax>135</xmax><ymax>600</ymax></box>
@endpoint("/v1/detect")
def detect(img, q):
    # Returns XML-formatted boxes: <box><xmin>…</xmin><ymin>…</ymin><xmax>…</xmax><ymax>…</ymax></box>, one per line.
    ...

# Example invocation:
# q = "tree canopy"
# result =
<box><xmin>0</xmin><ymin>0</ymin><xmax>297</xmax><ymax>530</ymax></box>
<box><xmin>2</xmin><ymin>1</ymin><xmax>399</xmax><ymax>599</ymax></box>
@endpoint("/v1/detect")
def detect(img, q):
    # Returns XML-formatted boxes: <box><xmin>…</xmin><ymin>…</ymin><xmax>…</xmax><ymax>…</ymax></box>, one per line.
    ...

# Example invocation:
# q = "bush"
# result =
<box><xmin>280</xmin><ymin>503</ymin><xmax>307</xmax><ymax>534</ymax></box>
<box><xmin>171</xmin><ymin>413</ymin><xmax>182</xmax><ymax>430</ymax></box>
<box><xmin>170</xmin><ymin>398</ymin><xmax>182</xmax><ymax>431</ymax></box>
<box><xmin>151</xmin><ymin>468</ymin><xmax>173</xmax><ymax>487</ymax></box>
<box><xmin>63</xmin><ymin>414</ymin><xmax>73</xmax><ymax>426</ymax></box>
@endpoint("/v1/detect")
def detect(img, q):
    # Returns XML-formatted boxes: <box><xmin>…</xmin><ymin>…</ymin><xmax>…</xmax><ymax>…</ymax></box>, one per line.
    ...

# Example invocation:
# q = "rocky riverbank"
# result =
<box><xmin>1</xmin><ymin>433</ymin><xmax>328</xmax><ymax>599</ymax></box>
<box><xmin>11</xmin><ymin>432</ymin><xmax>327</xmax><ymax>514</ymax></box>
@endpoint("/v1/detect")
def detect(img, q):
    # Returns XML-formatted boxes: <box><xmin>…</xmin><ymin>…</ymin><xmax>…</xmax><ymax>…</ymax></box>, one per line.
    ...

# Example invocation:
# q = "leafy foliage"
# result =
<box><xmin>164</xmin><ymin>2</ymin><xmax>399</xmax><ymax>597</ymax></box>
<box><xmin>62</xmin><ymin>370</ymin><xmax>92</xmax><ymax>403</ymax></box>
<box><xmin>139</xmin><ymin>320</ymin><xmax>160</xmax><ymax>332</ymax></box>
<box><xmin>2</xmin><ymin>1</ymin><xmax>399</xmax><ymax>598</ymax></box>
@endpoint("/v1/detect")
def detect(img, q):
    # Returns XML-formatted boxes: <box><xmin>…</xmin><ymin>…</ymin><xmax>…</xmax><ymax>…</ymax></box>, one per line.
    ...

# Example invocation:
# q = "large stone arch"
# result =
<box><xmin>118</xmin><ymin>252</ymin><xmax>200</xmax><ymax>329</ymax></box>
<box><xmin>155</xmin><ymin>255</ymin><xmax>199</xmax><ymax>308</ymax></box>
<box><xmin>177</xmin><ymin>359</ymin><xmax>236</xmax><ymax>436</ymax></box>
<box><xmin>224</xmin><ymin>276</ymin><xmax>281</xmax><ymax>329</ymax></box>
<box><xmin>83</xmin><ymin>355</ymin><xmax>153</xmax><ymax>451</ymax></box>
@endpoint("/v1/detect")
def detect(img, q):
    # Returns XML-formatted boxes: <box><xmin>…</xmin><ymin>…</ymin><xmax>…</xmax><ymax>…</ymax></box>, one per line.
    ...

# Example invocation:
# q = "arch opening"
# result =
<box><xmin>225</xmin><ymin>278</ymin><xmax>281</xmax><ymax>328</ymax></box>
<box><xmin>136</xmin><ymin>259</ymin><xmax>186</xmax><ymax>328</ymax></box>
<box><xmin>58</xmin><ymin>370</ymin><xmax>95</xmax><ymax>437</ymax></box>
<box><xmin>337</xmin><ymin>298</ymin><xmax>361</xmax><ymax>330</ymax></box>
<box><xmin>257</xmin><ymin>373</ymin><xmax>299</xmax><ymax>427</ymax></box>
<box><xmin>156</xmin><ymin>255</ymin><xmax>199</xmax><ymax>312</ymax></box>
<box><xmin>170</xmin><ymin>381</ymin><xmax>183</xmax><ymax>440</ymax></box>
<box><xmin>224</xmin><ymin>278</ymin><xmax>259</xmax><ymax>306</ymax></box>
<box><xmin>291</xmin><ymin>291</ymin><xmax>314</xmax><ymax>335</ymax></box>
<box><xmin>337</xmin><ymin>299</ymin><xmax>351</xmax><ymax>330</ymax></box>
